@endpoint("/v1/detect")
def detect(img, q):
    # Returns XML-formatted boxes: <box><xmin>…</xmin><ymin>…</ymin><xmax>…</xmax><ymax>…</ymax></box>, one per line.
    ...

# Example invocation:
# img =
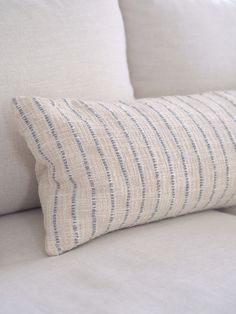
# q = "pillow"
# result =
<box><xmin>13</xmin><ymin>91</ymin><xmax>236</xmax><ymax>255</ymax></box>
<box><xmin>119</xmin><ymin>0</ymin><xmax>236</xmax><ymax>97</ymax></box>
<box><xmin>0</xmin><ymin>0</ymin><xmax>133</xmax><ymax>215</ymax></box>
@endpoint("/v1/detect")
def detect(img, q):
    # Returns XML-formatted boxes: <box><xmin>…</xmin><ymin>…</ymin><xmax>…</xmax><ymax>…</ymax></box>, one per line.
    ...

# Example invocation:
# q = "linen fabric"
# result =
<box><xmin>119</xmin><ymin>0</ymin><xmax>236</xmax><ymax>97</ymax></box>
<box><xmin>0</xmin><ymin>0</ymin><xmax>133</xmax><ymax>215</ymax></box>
<box><xmin>13</xmin><ymin>91</ymin><xmax>236</xmax><ymax>255</ymax></box>
<box><xmin>1</xmin><ymin>209</ymin><xmax>236</xmax><ymax>313</ymax></box>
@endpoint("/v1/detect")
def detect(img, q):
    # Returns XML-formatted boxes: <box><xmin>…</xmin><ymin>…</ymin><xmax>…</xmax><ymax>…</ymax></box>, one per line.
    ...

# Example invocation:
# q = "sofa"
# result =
<box><xmin>1</xmin><ymin>1</ymin><xmax>236</xmax><ymax>313</ymax></box>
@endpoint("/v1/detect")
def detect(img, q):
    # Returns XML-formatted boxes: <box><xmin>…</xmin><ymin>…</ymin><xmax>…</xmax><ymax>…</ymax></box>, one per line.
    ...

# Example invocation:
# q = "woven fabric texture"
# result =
<box><xmin>13</xmin><ymin>91</ymin><xmax>236</xmax><ymax>255</ymax></box>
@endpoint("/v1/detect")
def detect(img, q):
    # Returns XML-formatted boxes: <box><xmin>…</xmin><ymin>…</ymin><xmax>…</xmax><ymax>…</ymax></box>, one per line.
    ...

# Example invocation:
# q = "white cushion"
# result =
<box><xmin>119</xmin><ymin>0</ymin><xmax>236</xmax><ymax>97</ymax></box>
<box><xmin>0</xmin><ymin>0</ymin><xmax>133</xmax><ymax>215</ymax></box>
<box><xmin>1</xmin><ymin>209</ymin><xmax>236</xmax><ymax>313</ymax></box>
<box><xmin>13</xmin><ymin>91</ymin><xmax>236</xmax><ymax>255</ymax></box>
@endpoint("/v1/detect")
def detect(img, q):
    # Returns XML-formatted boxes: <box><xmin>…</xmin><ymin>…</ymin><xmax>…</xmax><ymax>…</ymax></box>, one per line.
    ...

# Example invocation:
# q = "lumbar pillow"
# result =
<box><xmin>13</xmin><ymin>91</ymin><xmax>236</xmax><ymax>255</ymax></box>
<box><xmin>0</xmin><ymin>0</ymin><xmax>133</xmax><ymax>215</ymax></box>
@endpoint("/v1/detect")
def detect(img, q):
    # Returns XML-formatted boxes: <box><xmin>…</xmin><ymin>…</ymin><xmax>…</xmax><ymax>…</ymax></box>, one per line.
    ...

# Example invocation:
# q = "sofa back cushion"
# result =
<box><xmin>119</xmin><ymin>0</ymin><xmax>236</xmax><ymax>97</ymax></box>
<box><xmin>0</xmin><ymin>0</ymin><xmax>133</xmax><ymax>215</ymax></box>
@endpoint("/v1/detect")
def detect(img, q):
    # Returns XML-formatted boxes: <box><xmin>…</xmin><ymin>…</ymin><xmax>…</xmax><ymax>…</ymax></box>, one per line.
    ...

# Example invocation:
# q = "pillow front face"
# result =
<box><xmin>13</xmin><ymin>91</ymin><xmax>236</xmax><ymax>255</ymax></box>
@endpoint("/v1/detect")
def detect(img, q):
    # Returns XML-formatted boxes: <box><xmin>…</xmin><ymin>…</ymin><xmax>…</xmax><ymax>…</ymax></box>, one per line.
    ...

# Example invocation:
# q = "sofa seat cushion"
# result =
<box><xmin>1</xmin><ymin>209</ymin><xmax>236</xmax><ymax>313</ymax></box>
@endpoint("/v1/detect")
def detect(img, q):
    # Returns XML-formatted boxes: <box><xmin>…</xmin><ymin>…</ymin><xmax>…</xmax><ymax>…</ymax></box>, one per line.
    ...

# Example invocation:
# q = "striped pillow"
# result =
<box><xmin>13</xmin><ymin>91</ymin><xmax>236</xmax><ymax>255</ymax></box>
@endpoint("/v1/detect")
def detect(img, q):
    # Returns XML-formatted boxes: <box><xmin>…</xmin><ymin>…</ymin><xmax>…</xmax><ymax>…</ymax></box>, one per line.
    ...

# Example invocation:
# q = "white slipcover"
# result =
<box><xmin>1</xmin><ymin>209</ymin><xmax>236</xmax><ymax>313</ymax></box>
<box><xmin>119</xmin><ymin>0</ymin><xmax>236</xmax><ymax>97</ymax></box>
